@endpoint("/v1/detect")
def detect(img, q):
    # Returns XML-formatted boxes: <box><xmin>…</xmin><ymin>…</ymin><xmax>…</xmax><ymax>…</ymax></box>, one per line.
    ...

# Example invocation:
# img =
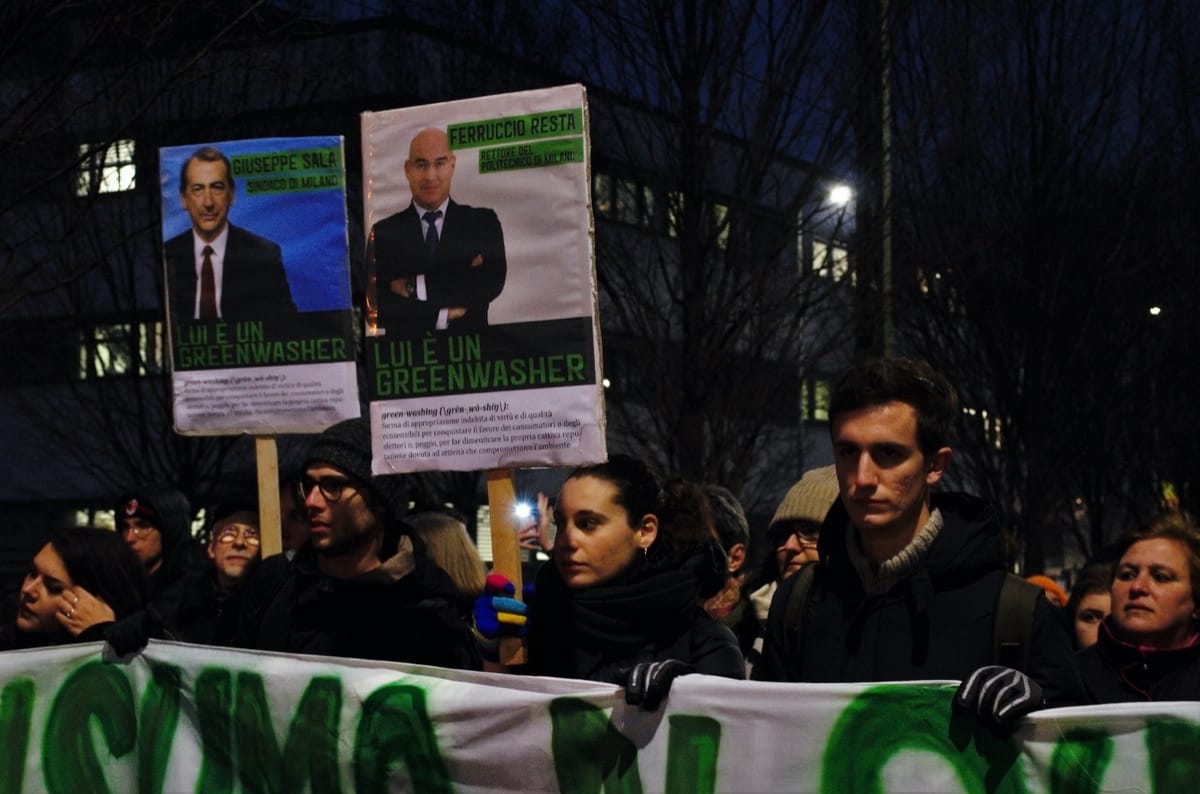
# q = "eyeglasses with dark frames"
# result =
<box><xmin>297</xmin><ymin>475</ymin><xmax>357</xmax><ymax>503</ymax></box>
<box><xmin>768</xmin><ymin>524</ymin><xmax>820</xmax><ymax>549</ymax></box>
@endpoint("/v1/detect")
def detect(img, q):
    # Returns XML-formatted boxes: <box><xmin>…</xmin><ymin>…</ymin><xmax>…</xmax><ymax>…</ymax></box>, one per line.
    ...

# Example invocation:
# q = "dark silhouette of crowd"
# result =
<box><xmin>6</xmin><ymin>357</ymin><xmax>1200</xmax><ymax>725</ymax></box>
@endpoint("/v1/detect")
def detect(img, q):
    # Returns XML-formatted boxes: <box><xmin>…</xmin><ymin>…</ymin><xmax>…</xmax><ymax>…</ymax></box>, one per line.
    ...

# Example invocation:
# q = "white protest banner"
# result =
<box><xmin>161</xmin><ymin>136</ymin><xmax>360</xmax><ymax>435</ymax></box>
<box><xmin>2</xmin><ymin>640</ymin><xmax>1196</xmax><ymax>792</ymax></box>
<box><xmin>362</xmin><ymin>84</ymin><xmax>605</xmax><ymax>474</ymax></box>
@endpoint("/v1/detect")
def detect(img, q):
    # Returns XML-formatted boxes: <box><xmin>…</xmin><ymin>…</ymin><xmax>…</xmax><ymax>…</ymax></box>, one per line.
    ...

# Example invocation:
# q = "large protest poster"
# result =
<box><xmin>5</xmin><ymin>640</ymin><xmax>1197</xmax><ymax>792</ymax></box>
<box><xmin>161</xmin><ymin>136</ymin><xmax>360</xmax><ymax>435</ymax></box>
<box><xmin>362</xmin><ymin>84</ymin><xmax>605</xmax><ymax>473</ymax></box>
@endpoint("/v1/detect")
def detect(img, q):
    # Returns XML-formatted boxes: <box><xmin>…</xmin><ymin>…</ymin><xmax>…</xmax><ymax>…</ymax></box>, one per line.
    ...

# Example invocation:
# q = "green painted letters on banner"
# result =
<box><xmin>665</xmin><ymin>715</ymin><xmax>721</xmax><ymax>794</ymax></box>
<box><xmin>231</xmin><ymin>672</ymin><xmax>343</xmax><ymax>793</ymax></box>
<box><xmin>353</xmin><ymin>683</ymin><xmax>451</xmax><ymax>794</ymax></box>
<box><xmin>195</xmin><ymin>668</ymin><xmax>235</xmax><ymax>793</ymax></box>
<box><xmin>549</xmin><ymin>698</ymin><xmax>643</xmax><ymax>794</ymax></box>
<box><xmin>1147</xmin><ymin>718</ymin><xmax>1200</xmax><ymax>794</ymax></box>
<box><xmin>1048</xmin><ymin>729</ymin><xmax>1113</xmax><ymax>794</ymax></box>
<box><xmin>821</xmin><ymin>685</ymin><xmax>1027</xmax><ymax>794</ymax></box>
<box><xmin>42</xmin><ymin>661</ymin><xmax>136</xmax><ymax>794</ymax></box>
<box><xmin>0</xmin><ymin>678</ymin><xmax>34</xmax><ymax>794</ymax></box>
<box><xmin>137</xmin><ymin>661</ymin><xmax>183</xmax><ymax>794</ymax></box>
<box><xmin>279</xmin><ymin>675</ymin><xmax>343</xmax><ymax>793</ymax></box>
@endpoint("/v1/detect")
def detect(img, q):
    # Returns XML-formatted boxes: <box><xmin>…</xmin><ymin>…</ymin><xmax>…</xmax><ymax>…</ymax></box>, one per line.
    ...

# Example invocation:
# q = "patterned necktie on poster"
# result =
<box><xmin>423</xmin><ymin>209</ymin><xmax>442</xmax><ymax>265</ymax></box>
<box><xmin>199</xmin><ymin>245</ymin><xmax>217</xmax><ymax>319</ymax></box>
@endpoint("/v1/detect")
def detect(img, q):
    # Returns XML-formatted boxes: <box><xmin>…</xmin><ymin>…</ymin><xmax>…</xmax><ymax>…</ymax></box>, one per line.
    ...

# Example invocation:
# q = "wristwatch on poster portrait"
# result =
<box><xmin>405</xmin><ymin>277</ymin><xmax>416</xmax><ymax>298</ymax></box>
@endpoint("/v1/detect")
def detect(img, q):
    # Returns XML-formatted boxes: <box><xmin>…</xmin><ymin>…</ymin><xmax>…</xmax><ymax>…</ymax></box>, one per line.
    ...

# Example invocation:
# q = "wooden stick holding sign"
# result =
<box><xmin>256</xmin><ymin>436</ymin><xmax>283</xmax><ymax>558</ymax></box>
<box><xmin>486</xmin><ymin>468</ymin><xmax>526</xmax><ymax>666</ymax></box>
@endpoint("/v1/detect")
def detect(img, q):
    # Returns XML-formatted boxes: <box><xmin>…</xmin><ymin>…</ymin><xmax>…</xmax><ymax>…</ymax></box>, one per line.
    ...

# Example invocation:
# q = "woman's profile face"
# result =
<box><xmin>17</xmin><ymin>543</ymin><xmax>73</xmax><ymax>636</ymax></box>
<box><xmin>552</xmin><ymin>475</ymin><xmax>656</xmax><ymax>589</ymax></box>
<box><xmin>1073</xmin><ymin>590</ymin><xmax>1110</xmax><ymax>649</ymax></box>
<box><xmin>1111</xmin><ymin>537</ymin><xmax>1197</xmax><ymax>648</ymax></box>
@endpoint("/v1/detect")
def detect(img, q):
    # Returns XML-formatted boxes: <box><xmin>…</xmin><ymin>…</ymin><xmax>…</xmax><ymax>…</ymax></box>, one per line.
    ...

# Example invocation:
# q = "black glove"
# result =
<box><xmin>624</xmin><ymin>659</ymin><xmax>693</xmax><ymax>711</ymax></box>
<box><xmin>103</xmin><ymin>607</ymin><xmax>166</xmax><ymax>659</ymax></box>
<box><xmin>954</xmin><ymin>665</ymin><xmax>1044</xmax><ymax>730</ymax></box>
<box><xmin>104</xmin><ymin>613</ymin><xmax>151</xmax><ymax>658</ymax></box>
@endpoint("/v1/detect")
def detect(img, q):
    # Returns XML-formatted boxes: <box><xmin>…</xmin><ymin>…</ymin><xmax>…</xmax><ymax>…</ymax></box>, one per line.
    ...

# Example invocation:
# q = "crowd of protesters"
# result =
<box><xmin>4</xmin><ymin>356</ymin><xmax>1199</xmax><ymax>725</ymax></box>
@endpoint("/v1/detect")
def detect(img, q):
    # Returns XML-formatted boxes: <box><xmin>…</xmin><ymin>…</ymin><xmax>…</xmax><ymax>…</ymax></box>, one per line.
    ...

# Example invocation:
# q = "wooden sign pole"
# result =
<box><xmin>486</xmin><ymin>467</ymin><xmax>526</xmax><ymax>665</ymax></box>
<box><xmin>256</xmin><ymin>435</ymin><xmax>283</xmax><ymax>558</ymax></box>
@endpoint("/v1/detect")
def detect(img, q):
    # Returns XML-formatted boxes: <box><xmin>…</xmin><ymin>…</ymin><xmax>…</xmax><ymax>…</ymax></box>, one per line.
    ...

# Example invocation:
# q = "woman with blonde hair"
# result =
<box><xmin>406</xmin><ymin>510</ymin><xmax>487</xmax><ymax>621</ymax></box>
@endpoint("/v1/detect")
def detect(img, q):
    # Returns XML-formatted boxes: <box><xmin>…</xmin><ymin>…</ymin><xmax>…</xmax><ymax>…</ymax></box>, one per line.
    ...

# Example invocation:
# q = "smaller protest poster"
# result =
<box><xmin>160</xmin><ymin>136</ymin><xmax>360</xmax><ymax>435</ymax></box>
<box><xmin>362</xmin><ymin>84</ymin><xmax>605</xmax><ymax>473</ymax></box>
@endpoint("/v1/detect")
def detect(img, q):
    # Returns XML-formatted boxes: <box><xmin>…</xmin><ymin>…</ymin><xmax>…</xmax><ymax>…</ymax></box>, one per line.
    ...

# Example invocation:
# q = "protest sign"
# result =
<box><xmin>161</xmin><ymin>136</ymin><xmax>360</xmax><ymax>436</ymax></box>
<box><xmin>362</xmin><ymin>84</ymin><xmax>604</xmax><ymax>473</ymax></box>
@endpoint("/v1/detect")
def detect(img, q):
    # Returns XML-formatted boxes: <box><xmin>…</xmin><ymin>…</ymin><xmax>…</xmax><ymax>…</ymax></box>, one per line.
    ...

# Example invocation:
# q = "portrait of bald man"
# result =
<box><xmin>368</xmin><ymin>127</ymin><xmax>507</xmax><ymax>336</ymax></box>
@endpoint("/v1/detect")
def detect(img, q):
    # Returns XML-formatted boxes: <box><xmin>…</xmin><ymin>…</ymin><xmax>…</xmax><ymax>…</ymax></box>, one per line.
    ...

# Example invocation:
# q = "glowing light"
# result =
<box><xmin>828</xmin><ymin>184</ymin><xmax>853</xmax><ymax>207</ymax></box>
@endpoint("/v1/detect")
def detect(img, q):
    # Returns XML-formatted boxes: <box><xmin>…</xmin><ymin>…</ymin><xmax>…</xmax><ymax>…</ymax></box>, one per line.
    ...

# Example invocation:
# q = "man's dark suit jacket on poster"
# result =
<box><xmin>166</xmin><ymin>224</ymin><xmax>297</xmax><ymax>321</ymax></box>
<box><xmin>369</xmin><ymin>199</ymin><xmax>506</xmax><ymax>337</ymax></box>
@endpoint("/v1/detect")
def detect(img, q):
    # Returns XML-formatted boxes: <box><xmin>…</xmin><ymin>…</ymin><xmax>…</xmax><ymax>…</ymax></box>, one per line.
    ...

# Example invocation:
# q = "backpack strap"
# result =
<box><xmin>993</xmin><ymin>573</ymin><xmax>1042</xmax><ymax>672</ymax></box>
<box><xmin>783</xmin><ymin>563</ymin><xmax>818</xmax><ymax>670</ymax></box>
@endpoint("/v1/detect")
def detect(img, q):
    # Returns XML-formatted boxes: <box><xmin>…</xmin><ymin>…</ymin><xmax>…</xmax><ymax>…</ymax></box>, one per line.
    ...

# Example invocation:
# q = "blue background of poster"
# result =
<box><xmin>159</xmin><ymin>136</ymin><xmax>351</xmax><ymax>312</ymax></box>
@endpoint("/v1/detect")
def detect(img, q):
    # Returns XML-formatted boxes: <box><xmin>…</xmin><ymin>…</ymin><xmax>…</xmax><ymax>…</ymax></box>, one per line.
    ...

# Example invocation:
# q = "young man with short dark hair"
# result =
<box><xmin>235</xmin><ymin>419</ymin><xmax>480</xmax><ymax>670</ymax></box>
<box><xmin>754</xmin><ymin>358</ymin><xmax>1081</xmax><ymax>728</ymax></box>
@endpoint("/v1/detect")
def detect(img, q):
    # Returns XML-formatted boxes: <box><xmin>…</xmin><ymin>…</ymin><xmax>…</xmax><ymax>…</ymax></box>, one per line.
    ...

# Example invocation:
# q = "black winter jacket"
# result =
<box><xmin>235</xmin><ymin>543</ymin><xmax>481</xmax><ymax>671</ymax></box>
<box><xmin>526</xmin><ymin>552</ymin><xmax>745</xmax><ymax>684</ymax></box>
<box><xmin>1078</xmin><ymin>618</ymin><xmax>1200</xmax><ymax>702</ymax></box>
<box><xmin>753</xmin><ymin>492</ymin><xmax>1083</xmax><ymax>706</ymax></box>
<box><xmin>171</xmin><ymin>562</ymin><xmax>243</xmax><ymax>646</ymax></box>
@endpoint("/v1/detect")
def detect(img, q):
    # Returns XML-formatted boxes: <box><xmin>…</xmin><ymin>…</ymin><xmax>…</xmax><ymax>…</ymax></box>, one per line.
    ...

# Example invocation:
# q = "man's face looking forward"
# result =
<box><xmin>832</xmin><ymin>401</ymin><xmax>949</xmax><ymax>546</ymax></box>
<box><xmin>404</xmin><ymin>129</ymin><xmax>456</xmax><ymax>212</ymax></box>
<box><xmin>180</xmin><ymin>157</ymin><xmax>233</xmax><ymax>242</ymax></box>
<box><xmin>207</xmin><ymin>510</ymin><xmax>261</xmax><ymax>589</ymax></box>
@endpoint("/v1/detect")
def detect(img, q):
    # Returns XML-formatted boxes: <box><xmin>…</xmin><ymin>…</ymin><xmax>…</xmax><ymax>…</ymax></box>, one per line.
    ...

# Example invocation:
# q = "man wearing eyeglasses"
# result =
<box><xmin>234</xmin><ymin>418</ymin><xmax>481</xmax><ymax>670</ymax></box>
<box><xmin>174</xmin><ymin>498</ymin><xmax>261</xmax><ymax>645</ymax></box>
<box><xmin>368</xmin><ymin>127</ymin><xmax>507</xmax><ymax>337</ymax></box>
<box><xmin>116</xmin><ymin>485</ymin><xmax>198</xmax><ymax>630</ymax></box>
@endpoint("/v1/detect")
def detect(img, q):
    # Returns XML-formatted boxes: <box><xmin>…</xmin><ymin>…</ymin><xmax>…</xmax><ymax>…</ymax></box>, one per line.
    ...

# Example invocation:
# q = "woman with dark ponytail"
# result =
<box><xmin>481</xmin><ymin>454</ymin><xmax>743</xmax><ymax>709</ymax></box>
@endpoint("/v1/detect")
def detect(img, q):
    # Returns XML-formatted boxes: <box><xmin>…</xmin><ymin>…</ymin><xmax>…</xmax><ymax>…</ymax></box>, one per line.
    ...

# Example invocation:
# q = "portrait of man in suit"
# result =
<box><xmin>368</xmin><ymin>127</ymin><xmax>507</xmax><ymax>336</ymax></box>
<box><xmin>165</xmin><ymin>146</ymin><xmax>297</xmax><ymax>321</ymax></box>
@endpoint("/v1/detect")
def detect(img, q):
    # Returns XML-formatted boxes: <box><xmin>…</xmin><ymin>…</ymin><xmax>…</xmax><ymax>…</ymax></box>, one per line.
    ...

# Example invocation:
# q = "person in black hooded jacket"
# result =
<box><xmin>753</xmin><ymin>358</ymin><xmax>1082</xmax><ymax>730</ymax></box>
<box><xmin>115</xmin><ymin>484</ymin><xmax>202</xmax><ymax>630</ymax></box>
<box><xmin>233</xmin><ymin>418</ymin><xmax>480</xmax><ymax>670</ymax></box>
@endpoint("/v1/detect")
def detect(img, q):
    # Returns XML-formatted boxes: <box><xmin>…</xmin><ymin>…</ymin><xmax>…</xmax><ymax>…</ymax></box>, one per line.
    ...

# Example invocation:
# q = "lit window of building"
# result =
<box><xmin>78</xmin><ymin>321</ymin><xmax>164</xmax><ymax>379</ymax></box>
<box><xmin>712</xmin><ymin>202</ymin><xmax>730</xmax><ymax>249</ymax></box>
<box><xmin>77</xmin><ymin>139</ymin><xmax>137</xmax><ymax>196</ymax></box>
<box><xmin>801</xmin><ymin>378</ymin><xmax>831</xmax><ymax>422</ymax></box>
